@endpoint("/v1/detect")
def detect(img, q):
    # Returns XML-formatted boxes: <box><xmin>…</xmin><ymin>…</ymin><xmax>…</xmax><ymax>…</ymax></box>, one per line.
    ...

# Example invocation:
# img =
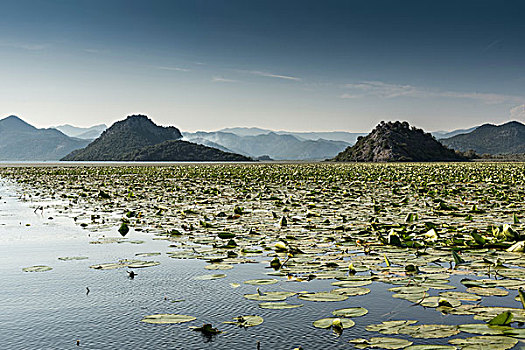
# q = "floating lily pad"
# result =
<box><xmin>58</xmin><ymin>256</ymin><xmax>88</xmax><ymax>261</ymax></box>
<box><xmin>244</xmin><ymin>279</ymin><xmax>278</xmax><ymax>285</ymax></box>
<box><xmin>298</xmin><ymin>292</ymin><xmax>348</xmax><ymax>302</ymax></box>
<box><xmin>194</xmin><ymin>273</ymin><xmax>227</xmax><ymax>280</ymax></box>
<box><xmin>141</xmin><ymin>314</ymin><xmax>196</xmax><ymax>324</ymax></box>
<box><xmin>244</xmin><ymin>291</ymin><xmax>296</xmax><ymax>301</ymax></box>
<box><xmin>224</xmin><ymin>315</ymin><xmax>263</xmax><ymax>328</ymax></box>
<box><xmin>448</xmin><ymin>336</ymin><xmax>517</xmax><ymax>350</ymax></box>
<box><xmin>398</xmin><ymin>324</ymin><xmax>460</xmax><ymax>338</ymax></box>
<box><xmin>350</xmin><ymin>337</ymin><xmax>413</xmax><ymax>349</ymax></box>
<box><xmin>313</xmin><ymin>317</ymin><xmax>355</xmax><ymax>329</ymax></box>
<box><xmin>258</xmin><ymin>302</ymin><xmax>303</xmax><ymax>309</ymax></box>
<box><xmin>22</xmin><ymin>265</ymin><xmax>52</xmax><ymax>272</ymax></box>
<box><xmin>466</xmin><ymin>287</ymin><xmax>509</xmax><ymax>297</ymax></box>
<box><xmin>331</xmin><ymin>287</ymin><xmax>371</xmax><ymax>296</ymax></box>
<box><xmin>332</xmin><ymin>307</ymin><xmax>368</xmax><ymax>318</ymax></box>
<box><xmin>366</xmin><ymin>320</ymin><xmax>418</xmax><ymax>334</ymax></box>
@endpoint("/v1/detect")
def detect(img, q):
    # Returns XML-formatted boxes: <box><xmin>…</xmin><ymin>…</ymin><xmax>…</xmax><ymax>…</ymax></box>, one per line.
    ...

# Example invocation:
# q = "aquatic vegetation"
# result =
<box><xmin>4</xmin><ymin>162</ymin><xmax>525</xmax><ymax>347</ymax></box>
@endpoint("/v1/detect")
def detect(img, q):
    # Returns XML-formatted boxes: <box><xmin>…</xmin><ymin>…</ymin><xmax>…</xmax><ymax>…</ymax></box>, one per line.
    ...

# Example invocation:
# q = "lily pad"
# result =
<box><xmin>313</xmin><ymin>317</ymin><xmax>355</xmax><ymax>329</ymax></box>
<box><xmin>194</xmin><ymin>273</ymin><xmax>227</xmax><ymax>280</ymax></box>
<box><xmin>141</xmin><ymin>314</ymin><xmax>196</xmax><ymax>324</ymax></box>
<box><xmin>22</xmin><ymin>265</ymin><xmax>52</xmax><ymax>272</ymax></box>
<box><xmin>258</xmin><ymin>302</ymin><xmax>303</xmax><ymax>309</ymax></box>
<box><xmin>224</xmin><ymin>315</ymin><xmax>263</xmax><ymax>328</ymax></box>
<box><xmin>448</xmin><ymin>336</ymin><xmax>517</xmax><ymax>350</ymax></box>
<box><xmin>244</xmin><ymin>279</ymin><xmax>278</xmax><ymax>285</ymax></box>
<box><xmin>332</xmin><ymin>307</ymin><xmax>368</xmax><ymax>318</ymax></box>
<box><xmin>350</xmin><ymin>337</ymin><xmax>413</xmax><ymax>349</ymax></box>
<box><xmin>298</xmin><ymin>292</ymin><xmax>348</xmax><ymax>302</ymax></box>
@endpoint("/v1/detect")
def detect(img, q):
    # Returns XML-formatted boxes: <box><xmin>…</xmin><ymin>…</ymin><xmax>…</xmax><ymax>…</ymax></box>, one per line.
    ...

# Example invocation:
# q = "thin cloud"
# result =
<box><xmin>156</xmin><ymin>66</ymin><xmax>190</xmax><ymax>72</ymax></box>
<box><xmin>510</xmin><ymin>104</ymin><xmax>525</xmax><ymax>119</ymax></box>
<box><xmin>0</xmin><ymin>41</ymin><xmax>47</xmax><ymax>50</ymax></box>
<box><xmin>247</xmin><ymin>70</ymin><xmax>301</xmax><ymax>81</ymax></box>
<box><xmin>212</xmin><ymin>76</ymin><xmax>240</xmax><ymax>83</ymax></box>
<box><xmin>342</xmin><ymin>80</ymin><xmax>525</xmax><ymax>105</ymax></box>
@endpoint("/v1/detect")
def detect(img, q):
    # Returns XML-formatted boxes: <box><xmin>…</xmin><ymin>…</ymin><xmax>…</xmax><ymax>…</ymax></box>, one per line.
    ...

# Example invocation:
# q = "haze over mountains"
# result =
<box><xmin>183</xmin><ymin>131</ymin><xmax>351</xmax><ymax>160</ymax></box>
<box><xmin>1</xmin><ymin>114</ymin><xmax>525</xmax><ymax>161</ymax></box>
<box><xmin>54</xmin><ymin>124</ymin><xmax>107</xmax><ymax>140</ymax></box>
<box><xmin>0</xmin><ymin>115</ymin><xmax>90</xmax><ymax>161</ymax></box>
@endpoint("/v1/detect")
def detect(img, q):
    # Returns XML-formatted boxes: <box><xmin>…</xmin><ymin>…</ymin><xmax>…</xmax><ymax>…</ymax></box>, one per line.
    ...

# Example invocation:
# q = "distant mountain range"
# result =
<box><xmin>439</xmin><ymin>121</ymin><xmax>525</xmax><ymax>154</ymax></box>
<box><xmin>219</xmin><ymin>127</ymin><xmax>366</xmax><ymax>144</ymax></box>
<box><xmin>333</xmin><ymin>121</ymin><xmax>466</xmax><ymax>162</ymax></box>
<box><xmin>63</xmin><ymin>115</ymin><xmax>250</xmax><ymax>161</ymax></box>
<box><xmin>431</xmin><ymin>127</ymin><xmax>478</xmax><ymax>140</ymax></box>
<box><xmin>54</xmin><ymin>124</ymin><xmax>107</xmax><ymax>140</ymax></box>
<box><xmin>184</xmin><ymin>131</ymin><xmax>352</xmax><ymax>160</ymax></box>
<box><xmin>0</xmin><ymin>116</ymin><xmax>90</xmax><ymax>161</ymax></box>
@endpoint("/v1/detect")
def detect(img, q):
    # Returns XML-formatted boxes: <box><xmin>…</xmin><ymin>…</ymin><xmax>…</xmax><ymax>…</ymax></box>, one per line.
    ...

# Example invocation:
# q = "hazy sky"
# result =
<box><xmin>1</xmin><ymin>0</ymin><xmax>525</xmax><ymax>132</ymax></box>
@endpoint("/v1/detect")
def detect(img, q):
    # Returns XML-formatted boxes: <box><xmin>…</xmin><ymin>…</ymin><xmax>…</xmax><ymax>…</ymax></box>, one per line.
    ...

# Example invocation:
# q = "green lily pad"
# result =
<box><xmin>398</xmin><ymin>324</ymin><xmax>460</xmax><ymax>338</ymax></box>
<box><xmin>244</xmin><ymin>291</ymin><xmax>296</xmax><ymax>301</ymax></box>
<box><xmin>313</xmin><ymin>317</ymin><xmax>355</xmax><ymax>329</ymax></box>
<box><xmin>466</xmin><ymin>287</ymin><xmax>509</xmax><ymax>297</ymax></box>
<box><xmin>448</xmin><ymin>336</ymin><xmax>517</xmax><ymax>350</ymax></box>
<box><xmin>244</xmin><ymin>279</ymin><xmax>278</xmax><ymax>285</ymax></box>
<box><xmin>332</xmin><ymin>307</ymin><xmax>368</xmax><ymax>318</ymax></box>
<box><xmin>224</xmin><ymin>315</ymin><xmax>263</xmax><ymax>328</ymax></box>
<box><xmin>58</xmin><ymin>256</ymin><xmax>88</xmax><ymax>261</ymax></box>
<box><xmin>331</xmin><ymin>287</ymin><xmax>371</xmax><ymax>296</ymax></box>
<box><xmin>350</xmin><ymin>337</ymin><xmax>413</xmax><ymax>349</ymax></box>
<box><xmin>194</xmin><ymin>273</ymin><xmax>227</xmax><ymax>280</ymax></box>
<box><xmin>258</xmin><ymin>302</ymin><xmax>303</xmax><ymax>309</ymax></box>
<box><xmin>298</xmin><ymin>292</ymin><xmax>348</xmax><ymax>302</ymax></box>
<box><xmin>22</xmin><ymin>265</ymin><xmax>52</xmax><ymax>272</ymax></box>
<box><xmin>404</xmin><ymin>346</ymin><xmax>457</xmax><ymax>350</ymax></box>
<box><xmin>141</xmin><ymin>314</ymin><xmax>196</xmax><ymax>324</ymax></box>
<box><xmin>366</xmin><ymin>320</ymin><xmax>418</xmax><ymax>334</ymax></box>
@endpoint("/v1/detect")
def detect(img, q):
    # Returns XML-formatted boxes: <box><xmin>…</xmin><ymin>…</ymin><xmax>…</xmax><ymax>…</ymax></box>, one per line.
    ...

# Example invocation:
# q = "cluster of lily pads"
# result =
<box><xmin>6</xmin><ymin>163</ymin><xmax>525</xmax><ymax>349</ymax></box>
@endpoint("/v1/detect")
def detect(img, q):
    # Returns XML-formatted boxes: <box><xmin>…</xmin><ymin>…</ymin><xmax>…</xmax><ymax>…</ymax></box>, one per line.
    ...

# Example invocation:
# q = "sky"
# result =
<box><xmin>1</xmin><ymin>0</ymin><xmax>525</xmax><ymax>132</ymax></box>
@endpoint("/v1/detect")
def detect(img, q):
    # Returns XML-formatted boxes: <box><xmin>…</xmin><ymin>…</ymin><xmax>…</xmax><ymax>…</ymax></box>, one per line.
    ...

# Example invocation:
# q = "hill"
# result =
<box><xmin>183</xmin><ymin>131</ymin><xmax>350</xmax><ymax>160</ymax></box>
<box><xmin>0</xmin><ymin>115</ymin><xmax>90</xmax><ymax>161</ymax></box>
<box><xmin>54</xmin><ymin>124</ymin><xmax>107</xmax><ymax>139</ymax></box>
<box><xmin>62</xmin><ymin>115</ymin><xmax>183</xmax><ymax>161</ymax></box>
<box><xmin>332</xmin><ymin>121</ymin><xmax>466</xmax><ymax>162</ymax></box>
<box><xmin>440</xmin><ymin>121</ymin><xmax>525</xmax><ymax>154</ymax></box>
<box><xmin>62</xmin><ymin>115</ymin><xmax>250</xmax><ymax>161</ymax></box>
<box><xmin>126</xmin><ymin>140</ymin><xmax>251</xmax><ymax>161</ymax></box>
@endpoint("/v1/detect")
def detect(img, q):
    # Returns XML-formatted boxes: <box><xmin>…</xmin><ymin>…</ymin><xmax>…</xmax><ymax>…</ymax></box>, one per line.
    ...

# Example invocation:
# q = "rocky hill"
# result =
<box><xmin>62</xmin><ymin>115</ymin><xmax>250</xmax><ymax>161</ymax></box>
<box><xmin>332</xmin><ymin>121</ymin><xmax>466</xmax><ymax>162</ymax></box>
<box><xmin>0</xmin><ymin>115</ymin><xmax>90</xmax><ymax>161</ymax></box>
<box><xmin>440</xmin><ymin>121</ymin><xmax>525</xmax><ymax>154</ymax></box>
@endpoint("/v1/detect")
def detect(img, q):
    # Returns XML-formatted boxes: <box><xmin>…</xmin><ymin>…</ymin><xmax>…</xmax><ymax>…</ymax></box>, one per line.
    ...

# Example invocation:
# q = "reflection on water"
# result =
<box><xmin>0</xmin><ymin>180</ymin><xmax>518</xmax><ymax>349</ymax></box>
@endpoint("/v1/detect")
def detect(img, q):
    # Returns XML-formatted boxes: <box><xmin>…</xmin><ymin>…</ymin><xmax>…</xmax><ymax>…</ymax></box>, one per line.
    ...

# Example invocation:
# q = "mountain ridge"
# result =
<box><xmin>332</xmin><ymin>121</ymin><xmax>466</xmax><ymax>162</ymax></box>
<box><xmin>0</xmin><ymin>115</ymin><xmax>90</xmax><ymax>161</ymax></box>
<box><xmin>440</xmin><ymin>121</ymin><xmax>525</xmax><ymax>154</ymax></box>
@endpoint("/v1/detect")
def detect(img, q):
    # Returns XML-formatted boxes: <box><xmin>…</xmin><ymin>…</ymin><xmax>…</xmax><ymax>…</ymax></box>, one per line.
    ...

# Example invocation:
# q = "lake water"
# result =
<box><xmin>0</xmin><ymin>175</ymin><xmax>520</xmax><ymax>350</ymax></box>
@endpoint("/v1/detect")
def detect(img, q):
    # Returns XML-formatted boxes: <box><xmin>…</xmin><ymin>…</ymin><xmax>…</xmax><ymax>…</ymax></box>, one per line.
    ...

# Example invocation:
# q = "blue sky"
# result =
<box><xmin>1</xmin><ymin>0</ymin><xmax>524</xmax><ymax>132</ymax></box>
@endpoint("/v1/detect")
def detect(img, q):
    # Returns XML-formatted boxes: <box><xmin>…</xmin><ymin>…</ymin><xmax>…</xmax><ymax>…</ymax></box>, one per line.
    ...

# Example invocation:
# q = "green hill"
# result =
<box><xmin>440</xmin><ymin>121</ymin><xmax>525</xmax><ymax>155</ymax></box>
<box><xmin>127</xmin><ymin>140</ymin><xmax>251</xmax><ymax>161</ymax></box>
<box><xmin>332</xmin><ymin>121</ymin><xmax>466</xmax><ymax>162</ymax></box>
<box><xmin>62</xmin><ymin>115</ymin><xmax>250</xmax><ymax>161</ymax></box>
<box><xmin>62</xmin><ymin>115</ymin><xmax>183</xmax><ymax>161</ymax></box>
